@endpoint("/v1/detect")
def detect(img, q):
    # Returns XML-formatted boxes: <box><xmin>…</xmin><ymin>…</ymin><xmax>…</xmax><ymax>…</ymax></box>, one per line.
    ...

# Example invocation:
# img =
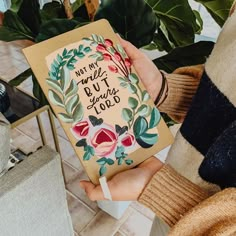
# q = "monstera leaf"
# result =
<box><xmin>94</xmin><ymin>0</ymin><xmax>157</xmax><ymax>48</ymax></box>
<box><xmin>146</xmin><ymin>0</ymin><xmax>202</xmax><ymax>48</ymax></box>
<box><xmin>153</xmin><ymin>41</ymin><xmax>215</xmax><ymax>73</ymax></box>
<box><xmin>195</xmin><ymin>0</ymin><xmax>234</xmax><ymax>27</ymax></box>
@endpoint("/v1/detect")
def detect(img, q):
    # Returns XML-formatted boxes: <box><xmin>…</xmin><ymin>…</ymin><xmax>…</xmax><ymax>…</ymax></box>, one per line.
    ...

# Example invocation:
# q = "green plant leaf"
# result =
<box><xmin>0</xmin><ymin>10</ymin><xmax>34</xmax><ymax>41</ymax></box>
<box><xmin>65</xmin><ymin>80</ymin><xmax>78</xmax><ymax>100</ymax></box>
<box><xmin>76</xmin><ymin>138</ymin><xmax>87</xmax><ymax>147</ymax></box>
<box><xmin>95</xmin><ymin>0</ymin><xmax>157</xmax><ymax>48</ymax></box>
<box><xmin>48</xmin><ymin>89</ymin><xmax>64</xmax><ymax>107</ymax></box>
<box><xmin>46</xmin><ymin>78</ymin><xmax>63</xmax><ymax>94</ymax></box>
<box><xmin>149</xmin><ymin>108</ymin><xmax>161</xmax><ymax>129</ymax></box>
<box><xmin>10</xmin><ymin>0</ymin><xmax>23</xmax><ymax>12</ymax></box>
<box><xmin>153</xmin><ymin>41</ymin><xmax>215</xmax><ymax>73</ymax></box>
<box><xmin>73</xmin><ymin>103</ymin><xmax>83</xmax><ymax>123</ymax></box>
<box><xmin>128</xmin><ymin>84</ymin><xmax>137</xmax><ymax>94</ymax></box>
<box><xmin>115</xmin><ymin>125</ymin><xmax>128</xmax><ymax>136</ymax></box>
<box><xmin>97</xmin><ymin>157</ymin><xmax>107</xmax><ymax>165</ymax></box>
<box><xmin>66</xmin><ymin>94</ymin><xmax>79</xmax><ymax>115</ymax></box>
<box><xmin>36</xmin><ymin>18</ymin><xmax>79</xmax><ymax>42</ymax></box>
<box><xmin>71</xmin><ymin>0</ymin><xmax>85</xmax><ymax>12</ymax></box>
<box><xmin>125</xmin><ymin>159</ymin><xmax>133</xmax><ymax>165</ymax></box>
<box><xmin>17</xmin><ymin>0</ymin><xmax>41</xmax><ymax>35</ymax></box>
<box><xmin>89</xmin><ymin>115</ymin><xmax>103</xmax><ymax>126</ymax></box>
<box><xmin>32</xmin><ymin>74</ymin><xmax>49</xmax><ymax>107</ymax></box>
<box><xmin>136</xmin><ymin>133</ymin><xmax>158</xmax><ymax>148</ymax></box>
<box><xmin>118</xmin><ymin>158</ymin><xmax>124</xmax><ymax>165</ymax></box>
<box><xmin>133</xmin><ymin>116</ymin><xmax>148</xmax><ymax>137</ymax></box>
<box><xmin>128</xmin><ymin>97</ymin><xmax>138</xmax><ymax>109</ymax></box>
<box><xmin>116</xmin><ymin>44</ymin><xmax>126</xmax><ymax>57</ymax></box>
<box><xmin>58</xmin><ymin>113</ymin><xmax>73</xmax><ymax>123</ymax></box>
<box><xmin>137</xmin><ymin>104</ymin><xmax>151</xmax><ymax>117</ymax></box>
<box><xmin>61</xmin><ymin>66</ymin><xmax>71</xmax><ymax>91</ymax></box>
<box><xmin>83</xmin><ymin>151</ymin><xmax>91</xmax><ymax>161</ymax></box>
<box><xmin>40</xmin><ymin>1</ymin><xmax>66</xmax><ymax>23</ymax></box>
<box><xmin>9</xmin><ymin>68</ymin><xmax>32</xmax><ymax>86</ymax></box>
<box><xmin>99</xmin><ymin>165</ymin><xmax>107</xmax><ymax>176</ymax></box>
<box><xmin>115</xmin><ymin>146</ymin><xmax>125</xmax><ymax>158</ymax></box>
<box><xmin>142</xmin><ymin>90</ymin><xmax>150</xmax><ymax>102</ymax></box>
<box><xmin>195</xmin><ymin>0</ymin><xmax>233</xmax><ymax>27</ymax></box>
<box><xmin>147</xmin><ymin>0</ymin><xmax>200</xmax><ymax>47</ymax></box>
<box><xmin>129</xmin><ymin>73</ymin><xmax>139</xmax><ymax>84</ymax></box>
<box><xmin>106</xmin><ymin>158</ymin><xmax>115</xmax><ymax>165</ymax></box>
<box><xmin>122</xmin><ymin>108</ymin><xmax>133</xmax><ymax>122</ymax></box>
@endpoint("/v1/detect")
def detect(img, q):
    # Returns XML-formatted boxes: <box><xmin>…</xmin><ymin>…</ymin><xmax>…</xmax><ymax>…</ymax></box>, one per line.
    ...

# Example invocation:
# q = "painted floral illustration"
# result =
<box><xmin>46</xmin><ymin>34</ymin><xmax>161</xmax><ymax>176</ymax></box>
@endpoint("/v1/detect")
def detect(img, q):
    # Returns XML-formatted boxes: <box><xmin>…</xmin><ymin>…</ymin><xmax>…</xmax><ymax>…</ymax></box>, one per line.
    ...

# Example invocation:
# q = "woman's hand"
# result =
<box><xmin>117</xmin><ymin>34</ymin><xmax>163</xmax><ymax>102</ymax></box>
<box><xmin>80</xmin><ymin>156</ymin><xmax>163</xmax><ymax>201</ymax></box>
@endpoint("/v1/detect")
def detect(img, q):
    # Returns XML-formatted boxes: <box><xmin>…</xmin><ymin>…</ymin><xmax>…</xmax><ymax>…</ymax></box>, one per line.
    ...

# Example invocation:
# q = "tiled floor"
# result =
<box><xmin>0</xmin><ymin>40</ymin><xmax>157</xmax><ymax>235</ymax></box>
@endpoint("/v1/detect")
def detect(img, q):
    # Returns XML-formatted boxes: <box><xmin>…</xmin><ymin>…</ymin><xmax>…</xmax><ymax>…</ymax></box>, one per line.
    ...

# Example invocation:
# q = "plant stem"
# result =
<box><xmin>63</xmin><ymin>0</ymin><xmax>73</xmax><ymax>19</ymax></box>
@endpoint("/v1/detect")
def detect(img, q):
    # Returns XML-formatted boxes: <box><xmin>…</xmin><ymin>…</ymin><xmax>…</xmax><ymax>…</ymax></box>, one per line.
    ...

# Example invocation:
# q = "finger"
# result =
<box><xmin>80</xmin><ymin>180</ymin><xmax>106</xmax><ymax>201</ymax></box>
<box><xmin>116</xmin><ymin>33</ymin><xmax>144</xmax><ymax>60</ymax></box>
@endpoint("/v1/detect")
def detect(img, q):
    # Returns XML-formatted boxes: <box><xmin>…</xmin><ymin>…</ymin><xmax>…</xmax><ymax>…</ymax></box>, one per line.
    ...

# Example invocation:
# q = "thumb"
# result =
<box><xmin>80</xmin><ymin>180</ymin><xmax>106</xmax><ymax>201</ymax></box>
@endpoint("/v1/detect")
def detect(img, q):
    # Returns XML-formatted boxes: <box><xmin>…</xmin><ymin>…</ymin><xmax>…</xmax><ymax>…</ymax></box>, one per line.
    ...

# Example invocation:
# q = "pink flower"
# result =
<box><xmin>72</xmin><ymin>121</ymin><xmax>89</xmax><ymax>137</ymax></box>
<box><xmin>96</xmin><ymin>44</ymin><xmax>106</xmax><ymax>52</ymax></box>
<box><xmin>125</xmin><ymin>58</ymin><xmax>132</xmax><ymax>68</ymax></box>
<box><xmin>104</xmin><ymin>39</ymin><xmax>113</xmax><ymax>47</ymax></box>
<box><xmin>108</xmin><ymin>65</ymin><xmax>118</xmax><ymax>73</ymax></box>
<box><xmin>90</xmin><ymin>128</ymin><xmax>117</xmax><ymax>157</ymax></box>
<box><xmin>103</xmin><ymin>53</ymin><xmax>112</xmax><ymax>61</ymax></box>
<box><xmin>121</xmin><ymin>133</ymin><xmax>135</xmax><ymax>147</ymax></box>
<box><xmin>114</xmin><ymin>52</ymin><xmax>122</xmax><ymax>61</ymax></box>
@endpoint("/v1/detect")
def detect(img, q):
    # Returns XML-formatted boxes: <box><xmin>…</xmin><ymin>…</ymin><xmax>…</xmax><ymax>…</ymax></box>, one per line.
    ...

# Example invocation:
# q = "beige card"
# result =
<box><xmin>23</xmin><ymin>19</ymin><xmax>173</xmax><ymax>184</ymax></box>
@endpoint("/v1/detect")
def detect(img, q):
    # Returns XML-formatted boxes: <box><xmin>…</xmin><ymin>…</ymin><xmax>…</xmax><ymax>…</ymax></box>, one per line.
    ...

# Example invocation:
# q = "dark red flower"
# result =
<box><xmin>96</xmin><ymin>44</ymin><xmax>106</xmax><ymax>52</ymax></box>
<box><xmin>104</xmin><ymin>39</ymin><xmax>113</xmax><ymax>47</ymax></box>
<box><xmin>114</xmin><ymin>52</ymin><xmax>122</xmax><ymax>61</ymax></box>
<box><xmin>108</xmin><ymin>65</ymin><xmax>118</xmax><ymax>73</ymax></box>
<box><xmin>72</xmin><ymin>121</ymin><xmax>89</xmax><ymax>137</ymax></box>
<box><xmin>90</xmin><ymin>127</ymin><xmax>117</xmax><ymax>156</ymax></box>
<box><xmin>121</xmin><ymin>133</ymin><xmax>135</xmax><ymax>147</ymax></box>
<box><xmin>125</xmin><ymin>58</ymin><xmax>132</xmax><ymax>68</ymax></box>
<box><xmin>103</xmin><ymin>53</ymin><xmax>112</xmax><ymax>61</ymax></box>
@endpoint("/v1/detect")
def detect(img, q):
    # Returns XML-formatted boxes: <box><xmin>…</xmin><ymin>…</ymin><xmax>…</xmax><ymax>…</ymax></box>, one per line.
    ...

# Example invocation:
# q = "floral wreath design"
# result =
<box><xmin>46</xmin><ymin>34</ymin><xmax>161</xmax><ymax>176</ymax></box>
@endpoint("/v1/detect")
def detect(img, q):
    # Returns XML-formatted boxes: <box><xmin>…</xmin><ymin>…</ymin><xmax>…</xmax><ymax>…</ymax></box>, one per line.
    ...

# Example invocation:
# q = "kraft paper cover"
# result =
<box><xmin>23</xmin><ymin>19</ymin><xmax>174</xmax><ymax>184</ymax></box>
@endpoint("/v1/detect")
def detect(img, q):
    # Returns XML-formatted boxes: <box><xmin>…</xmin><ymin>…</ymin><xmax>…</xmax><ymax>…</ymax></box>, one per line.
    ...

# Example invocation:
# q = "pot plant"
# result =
<box><xmin>0</xmin><ymin>0</ymin><xmax>233</xmax><ymax>125</ymax></box>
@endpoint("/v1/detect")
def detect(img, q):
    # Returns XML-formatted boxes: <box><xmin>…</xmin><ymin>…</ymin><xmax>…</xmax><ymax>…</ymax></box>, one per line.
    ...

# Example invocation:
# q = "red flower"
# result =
<box><xmin>104</xmin><ymin>39</ymin><xmax>113</xmax><ymax>47</ymax></box>
<box><xmin>114</xmin><ymin>52</ymin><xmax>122</xmax><ymax>61</ymax></box>
<box><xmin>96</xmin><ymin>44</ymin><xmax>106</xmax><ymax>52</ymax></box>
<box><xmin>72</xmin><ymin>121</ymin><xmax>89</xmax><ymax>137</ymax></box>
<box><xmin>103</xmin><ymin>53</ymin><xmax>112</xmax><ymax>61</ymax></box>
<box><xmin>91</xmin><ymin>127</ymin><xmax>117</xmax><ymax>157</ymax></box>
<box><xmin>121</xmin><ymin>133</ymin><xmax>135</xmax><ymax>147</ymax></box>
<box><xmin>125</xmin><ymin>58</ymin><xmax>132</xmax><ymax>68</ymax></box>
<box><xmin>108</xmin><ymin>65</ymin><xmax>118</xmax><ymax>73</ymax></box>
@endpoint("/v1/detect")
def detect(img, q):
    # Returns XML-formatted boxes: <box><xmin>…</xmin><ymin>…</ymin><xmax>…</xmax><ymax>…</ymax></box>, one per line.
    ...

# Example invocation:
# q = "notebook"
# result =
<box><xmin>23</xmin><ymin>19</ymin><xmax>173</xmax><ymax>184</ymax></box>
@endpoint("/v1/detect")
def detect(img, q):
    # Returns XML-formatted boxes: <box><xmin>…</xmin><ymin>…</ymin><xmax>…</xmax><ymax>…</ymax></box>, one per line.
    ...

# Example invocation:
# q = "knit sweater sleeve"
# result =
<box><xmin>138</xmin><ymin>164</ymin><xmax>209</xmax><ymax>227</ymax></box>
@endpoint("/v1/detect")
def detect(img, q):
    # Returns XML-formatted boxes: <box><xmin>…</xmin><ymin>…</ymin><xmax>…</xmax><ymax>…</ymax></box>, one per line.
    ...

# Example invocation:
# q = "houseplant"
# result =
<box><xmin>0</xmin><ymin>0</ymin><xmax>233</xmax><ymax>124</ymax></box>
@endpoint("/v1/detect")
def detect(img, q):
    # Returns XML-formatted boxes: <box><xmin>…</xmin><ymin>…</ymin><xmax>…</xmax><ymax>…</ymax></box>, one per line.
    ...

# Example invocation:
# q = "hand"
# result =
<box><xmin>117</xmin><ymin>34</ymin><xmax>163</xmax><ymax>102</ymax></box>
<box><xmin>80</xmin><ymin>156</ymin><xmax>163</xmax><ymax>201</ymax></box>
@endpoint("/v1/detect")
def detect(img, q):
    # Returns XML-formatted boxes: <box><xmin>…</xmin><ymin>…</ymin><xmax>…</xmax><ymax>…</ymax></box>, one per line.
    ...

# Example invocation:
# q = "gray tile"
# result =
<box><xmin>80</xmin><ymin>209</ymin><xmax>131</xmax><ymax>236</ymax></box>
<box><xmin>67</xmin><ymin>193</ymin><xmax>95</xmax><ymax>234</ymax></box>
